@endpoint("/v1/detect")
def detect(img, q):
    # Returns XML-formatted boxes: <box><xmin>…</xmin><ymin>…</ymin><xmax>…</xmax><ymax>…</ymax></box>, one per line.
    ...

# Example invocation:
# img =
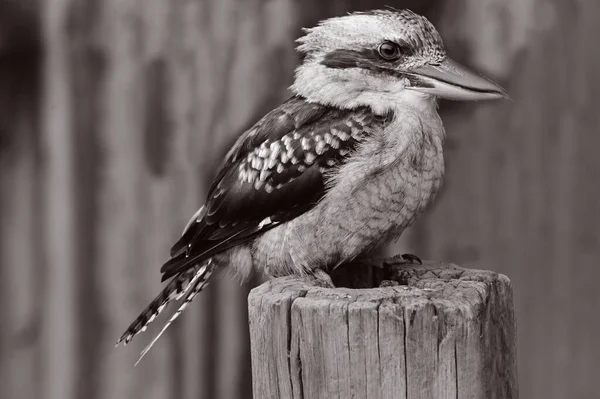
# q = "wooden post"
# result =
<box><xmin>248</xmin><ymin>260</ymin><xmax>518</xmax><ymax>398</ymax></box>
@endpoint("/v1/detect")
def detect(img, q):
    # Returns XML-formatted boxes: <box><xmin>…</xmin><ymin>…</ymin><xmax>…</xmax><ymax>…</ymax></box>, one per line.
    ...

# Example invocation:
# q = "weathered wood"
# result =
<box><xmin>249</xmin><ymin>261</ymin><xmax>517</xmax><ymax>399</ymax></box>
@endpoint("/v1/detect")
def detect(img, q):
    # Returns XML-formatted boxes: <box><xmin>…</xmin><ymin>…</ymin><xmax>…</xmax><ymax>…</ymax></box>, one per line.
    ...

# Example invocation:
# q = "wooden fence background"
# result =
<box><xmin>1</xmin><ymin>0</ymin><xmax>598</xmax><ymax>398</ymax></box>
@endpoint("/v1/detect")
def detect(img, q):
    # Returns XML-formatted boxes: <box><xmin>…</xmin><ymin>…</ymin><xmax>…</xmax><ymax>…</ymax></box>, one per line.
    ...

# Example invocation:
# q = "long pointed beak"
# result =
<box><xmin>406</xmin><ymin>58</ymin><xmax>509</xmax><ymax>101</ymax></box>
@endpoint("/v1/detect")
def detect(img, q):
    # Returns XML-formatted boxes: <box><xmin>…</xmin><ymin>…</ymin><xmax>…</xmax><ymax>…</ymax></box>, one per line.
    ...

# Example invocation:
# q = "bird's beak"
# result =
<box><xmin>405</xmin><ymin>58</ymin><xmax>509</xmax><ymax>101</ymax></box>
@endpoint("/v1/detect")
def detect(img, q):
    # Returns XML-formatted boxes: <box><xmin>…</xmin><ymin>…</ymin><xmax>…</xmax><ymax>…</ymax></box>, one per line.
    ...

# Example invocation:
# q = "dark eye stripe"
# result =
<box><xmin>320</xmin><ymin>49</ymin><xmax>373</xmax><ymax>69</ymax></box>
<box><xmin>321</xmin><ymin>41</ymin><xmax>414</xmax><ymax>70</ymax></box>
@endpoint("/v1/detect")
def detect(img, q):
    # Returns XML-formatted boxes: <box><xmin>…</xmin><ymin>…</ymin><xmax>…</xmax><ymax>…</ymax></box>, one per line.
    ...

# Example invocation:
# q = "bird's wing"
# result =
<box><xmin>160</xmin><ymin>96</ymin><xmax>391</xmax><ymax>281</ymax></box>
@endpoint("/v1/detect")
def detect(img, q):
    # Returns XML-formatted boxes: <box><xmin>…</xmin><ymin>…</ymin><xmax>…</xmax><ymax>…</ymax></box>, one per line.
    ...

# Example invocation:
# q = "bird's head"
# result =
<box><xmin>291</xmin><ymin>9</ymin><xmax>508</xmax><ymax>113</ymax></box>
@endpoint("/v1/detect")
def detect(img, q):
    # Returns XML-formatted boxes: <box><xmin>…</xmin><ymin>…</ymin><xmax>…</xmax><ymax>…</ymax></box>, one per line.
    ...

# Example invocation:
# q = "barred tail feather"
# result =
<box><xmin>116</xmin><ymin>258</ymin><xmax>214</xmax><ymax>347</ymax></box>
<box><xmin>134</xmin><ymin>260</ymin><xmax>215</xmax><ymax>366</ymax></box>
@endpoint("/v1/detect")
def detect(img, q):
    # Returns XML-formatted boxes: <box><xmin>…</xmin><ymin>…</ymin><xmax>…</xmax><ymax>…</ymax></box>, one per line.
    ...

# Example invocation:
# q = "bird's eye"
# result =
<box><xmin>377</xmin><ymin>41</ymin><xmax>402</xmax><ymax>61</ymax></box>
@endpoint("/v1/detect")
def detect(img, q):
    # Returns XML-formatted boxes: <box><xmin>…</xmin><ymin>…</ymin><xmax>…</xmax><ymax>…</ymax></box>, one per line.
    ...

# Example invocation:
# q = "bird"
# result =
<box><xmin>117</xmin><ymin>8</ymin><xmax>508</xmax><ymax>364</ymax></box>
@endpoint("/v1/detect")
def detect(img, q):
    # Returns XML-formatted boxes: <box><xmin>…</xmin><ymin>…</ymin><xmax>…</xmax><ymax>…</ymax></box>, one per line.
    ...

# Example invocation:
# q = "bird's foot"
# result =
<box><xmin>310</xmin><ymin>268</ymin><xmax>336</xmax><ymax>288</ymax></box>
<box><xmin>326</xmin><ymin>254</ymin><xmax>423</xmax><ymax>288</ymax></box>
<box><xmin>380</xmin><ymin>253</ymin><xmax>422</xmax><ymax>284</ymax></box>
<box><xmin>383</xmin><ymin>253</ymin><xmax>422</xmax><ymax>268</ymax></box>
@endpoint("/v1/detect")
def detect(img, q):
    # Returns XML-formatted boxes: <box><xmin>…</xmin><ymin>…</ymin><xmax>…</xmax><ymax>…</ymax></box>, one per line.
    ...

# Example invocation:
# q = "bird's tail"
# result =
<box><xmin>116</xmin><ymin>258</ymin><xmax>216</xmax><ymax>364</ymax></box>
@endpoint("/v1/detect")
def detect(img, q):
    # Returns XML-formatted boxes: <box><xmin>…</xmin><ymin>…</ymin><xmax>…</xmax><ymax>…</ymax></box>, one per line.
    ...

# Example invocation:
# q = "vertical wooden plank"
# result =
<box><xmin>163</xmin><ymin>2</ymin><xmax>212</xmax><ymax>398</ymax></box>
<box><xmin>377</xmin><ymin>301</ymin><xmax>407</xmax><ymax>399</ymax></box>
<box><xmin>0</xmin><ymin>122</ymin><xmax>41</xmax><ymax>399</ymax></box>
<box><xmin>93</xmin><ymin>1</ymin><xmax>173</xmax><ymax>398</ymax></box>
<box><xmin>567</xmin><ymin>1</ymin><xmax>600</xmax><ymax>395</ymax></box>
<box><xmin>0</xmin><ymin>3</ymin><xmax>42</xmax><ymax>399</ymax></box>
<box><xmin>348</xmin><ymin>301</ymin><xmax>381</xmax><ymax>399</ymax></box>
<box><xmin>40</xmin><ymin>1</ymin><xmax>78</xmax><ymax>398</ymax></box>
<box><xmin>139</xmin><ymin>1</ymin><xmax>188</xmax><ymax>398</ymax></box>
<box><xmin>64</xmin><ymin>2</ymin><xmax>108</xmax><ymax>399</ymax></box>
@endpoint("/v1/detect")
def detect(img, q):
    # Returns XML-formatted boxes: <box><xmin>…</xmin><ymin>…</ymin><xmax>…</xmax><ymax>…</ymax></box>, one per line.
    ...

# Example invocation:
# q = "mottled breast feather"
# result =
<box><xmin>160</xmin><ymin>96</ymin><xmax>391</xmax><ymax>281</ymax></box>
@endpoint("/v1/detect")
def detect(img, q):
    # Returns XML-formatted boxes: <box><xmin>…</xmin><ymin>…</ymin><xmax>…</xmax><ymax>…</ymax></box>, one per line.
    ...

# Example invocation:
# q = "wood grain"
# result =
<box><xmin>249</xmin><ymin>261</ymin><xmax>518</xmax><ymax>399</ymax></box>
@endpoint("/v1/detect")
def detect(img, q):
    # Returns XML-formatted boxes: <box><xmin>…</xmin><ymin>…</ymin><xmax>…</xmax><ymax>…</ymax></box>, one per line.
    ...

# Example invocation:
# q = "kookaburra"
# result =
<box><xmin>117</xmin><ymin>9</ymin><xmax>508</xmax><ymax>362</ymax></box>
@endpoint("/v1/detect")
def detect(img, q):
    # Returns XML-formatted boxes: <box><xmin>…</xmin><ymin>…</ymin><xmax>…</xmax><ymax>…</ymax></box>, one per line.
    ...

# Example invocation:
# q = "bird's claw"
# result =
<box><xmin>382</xmin><ymin>253</ymin><xmax>422</xmax><ymax>270</ymax></box>
<box><xmin>378</xmin><ymin>253</ymin><xmax>422</xmax><ymax>286</ymax></box>
<box><xmin>311</xmin><ymin>268</ymin><xmax>336</xmax><ymax>288</ymax></box>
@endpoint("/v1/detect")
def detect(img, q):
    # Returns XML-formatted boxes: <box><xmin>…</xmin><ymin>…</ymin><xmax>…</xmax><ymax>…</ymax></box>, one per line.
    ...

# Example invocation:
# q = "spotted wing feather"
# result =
<box><xmin>162</xmin><ymin>96</ymin><xmax>390</xmax><ymax>281</ymax></box>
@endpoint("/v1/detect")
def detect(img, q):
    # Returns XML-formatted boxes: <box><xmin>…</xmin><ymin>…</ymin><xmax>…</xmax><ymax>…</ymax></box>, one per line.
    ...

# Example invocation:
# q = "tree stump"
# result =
<box><xmin>248</xmin><ymin>260</ymin><xmax>518</xmax><ymax>398</ymax></box>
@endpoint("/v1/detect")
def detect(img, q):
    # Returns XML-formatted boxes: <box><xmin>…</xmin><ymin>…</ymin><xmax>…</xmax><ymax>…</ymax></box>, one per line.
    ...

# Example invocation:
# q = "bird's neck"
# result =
<box><xmin>291</xmin><ymin>62</ymin><xmax>438</xmax><ymax>115</ymax></box>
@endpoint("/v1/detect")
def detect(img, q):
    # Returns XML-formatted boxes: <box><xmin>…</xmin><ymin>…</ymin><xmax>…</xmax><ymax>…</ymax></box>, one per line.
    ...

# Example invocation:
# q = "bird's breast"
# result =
<box><xmin>334</xmin><ymin>109</ymin><xmax>446</xmax><ymax>251</ymax></box>
<box><xmin>253</xmin><ymin>106</ymin><xmax>446</xmax><ymax>276</ymax></box>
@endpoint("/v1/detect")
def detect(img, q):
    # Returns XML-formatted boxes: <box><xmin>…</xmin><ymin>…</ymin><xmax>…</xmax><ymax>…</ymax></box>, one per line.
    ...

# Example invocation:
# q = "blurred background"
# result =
<box><xmin>1</xmin><ymin>0</ymin><xmax>599</xmax><ymax>398</ymax></box>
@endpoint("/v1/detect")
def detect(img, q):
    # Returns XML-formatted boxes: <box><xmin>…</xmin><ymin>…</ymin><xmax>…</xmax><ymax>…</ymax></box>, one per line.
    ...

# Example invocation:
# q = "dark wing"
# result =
<box><xmin>160</xmin><ymin>96</ymin><xmax>391</xmax><ymax>281</ymax></box>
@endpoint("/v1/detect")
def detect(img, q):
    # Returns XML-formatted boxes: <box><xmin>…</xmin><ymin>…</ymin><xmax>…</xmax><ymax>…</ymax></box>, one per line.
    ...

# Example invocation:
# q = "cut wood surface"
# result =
<box><xmin>248</xmin><ymin>261</ymin><xmax>518</xmax><ymax>399</ymax></box>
